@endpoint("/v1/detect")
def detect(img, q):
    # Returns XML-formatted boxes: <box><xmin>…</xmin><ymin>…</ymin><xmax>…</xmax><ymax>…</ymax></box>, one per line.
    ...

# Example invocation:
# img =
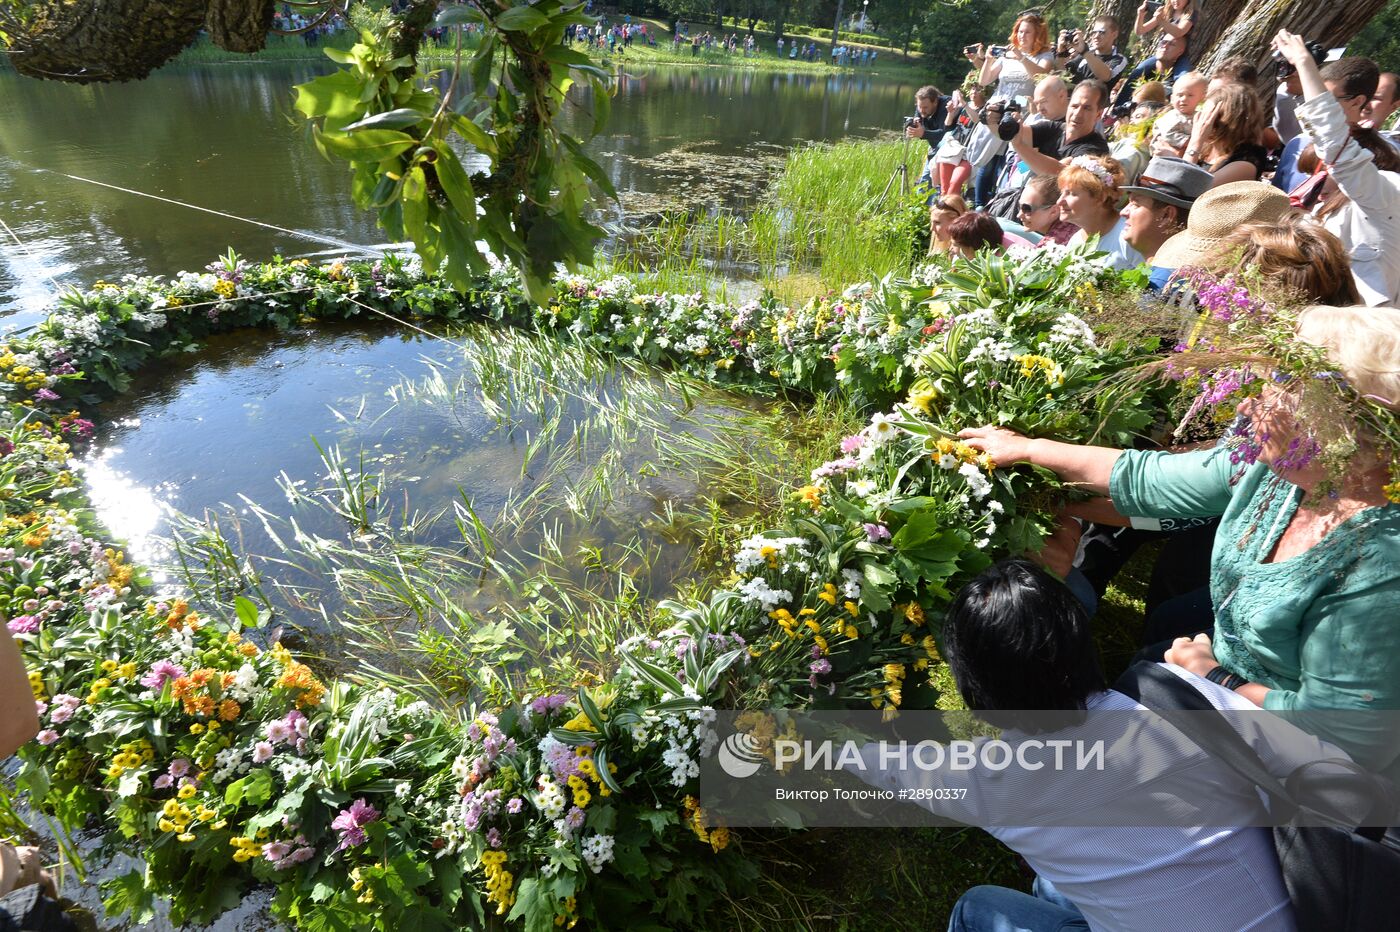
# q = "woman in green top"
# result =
<box><xmin>958</xmin><ymin>304</ymin><xmax>1400</xmax><ymax>778</ymax></box>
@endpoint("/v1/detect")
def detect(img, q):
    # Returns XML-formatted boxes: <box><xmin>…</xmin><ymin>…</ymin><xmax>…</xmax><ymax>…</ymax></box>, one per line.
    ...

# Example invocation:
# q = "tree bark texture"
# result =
<box><xmin>1193</xmin><ymin>0</ymin><xmax>1390</xmax><ymax>78</ymax></box>
<box><xmin>205</xmin><ymin>0</ymin><xmax>275</xmax><ymax>54</ymax></box>
<box><xmin>7</xmin><ymin>0</ymin><xmax>287</xmax><ymax>82</ymax></box>
<box><xmin>8</xmin><ymin>0</ymin><xmax>208</xmax><ymax>83</ymax></box>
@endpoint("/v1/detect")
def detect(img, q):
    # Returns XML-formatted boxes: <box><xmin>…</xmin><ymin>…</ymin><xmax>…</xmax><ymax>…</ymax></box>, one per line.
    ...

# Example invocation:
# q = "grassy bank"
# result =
<box><xmin>612</xmin><ymin>137</ymin><xmax>931</xmax><ymax>302</ymax></box>
<box><xmin>165</xmin><ymin>18</ymin><xmax>941</xmax><ymax>83</ymax></box>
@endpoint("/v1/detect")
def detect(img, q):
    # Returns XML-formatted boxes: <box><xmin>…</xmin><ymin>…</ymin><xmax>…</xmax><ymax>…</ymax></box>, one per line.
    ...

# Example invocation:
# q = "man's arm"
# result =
<box><xmin>1009</xmin><ymin>123</ymin><xmax>1068</xmax><ymax>176</ymax></box>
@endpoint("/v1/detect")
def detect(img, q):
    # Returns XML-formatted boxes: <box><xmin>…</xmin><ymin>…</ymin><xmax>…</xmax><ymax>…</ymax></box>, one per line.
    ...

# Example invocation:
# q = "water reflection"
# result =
<box><xmin>1</xmin><ymin>63</ymin><xmax>918</xmax><ymax>327</ymax></box>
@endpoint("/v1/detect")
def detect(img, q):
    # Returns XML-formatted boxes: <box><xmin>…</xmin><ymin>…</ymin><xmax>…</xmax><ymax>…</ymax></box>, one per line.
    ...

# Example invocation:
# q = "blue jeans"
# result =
<box><xmin>948</xmin><ymin>877</ymin><xmax>1090</xmax><ymax>932</ymax></box>
<box><xmin>973</xmin><ymin>153</ymin><xmax>1005</xmax><ymax>209</ymax></box>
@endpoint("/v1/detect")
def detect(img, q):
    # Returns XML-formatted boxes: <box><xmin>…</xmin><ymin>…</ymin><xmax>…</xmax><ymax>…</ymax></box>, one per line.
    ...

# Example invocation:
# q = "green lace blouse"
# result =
<box><xmin>1110</xmin><ymin>447</ymin><xmax>1400</xmax><ymax>778</ymax></box>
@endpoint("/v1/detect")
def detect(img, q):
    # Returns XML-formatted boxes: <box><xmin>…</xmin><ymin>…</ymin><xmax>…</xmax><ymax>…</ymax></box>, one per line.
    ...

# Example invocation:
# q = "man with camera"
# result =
<box><xmin>1008</xmin><ymin>80</ymin><xmax>1112</xmax><ymax>178</ymax></box>
<box><xmin>906</xmin><ymin>85</ymin><xmax>951</xmax><ymax>186</ymax></box>
<box><xmin>905</xmin><ymin>85</ymin><xmax>950</xmax><ymax>153</ymax></box>
<box><xmin>1055</xmin><ymin>15</ymin><xmax>1127</xmax><ymax>87</ymax></box>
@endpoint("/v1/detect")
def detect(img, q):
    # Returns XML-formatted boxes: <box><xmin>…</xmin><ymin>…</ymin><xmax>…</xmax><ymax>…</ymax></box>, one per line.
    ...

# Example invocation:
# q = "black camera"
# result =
<box><xmin>1109</xmin><ymin>99</ymin><xmax>1135</xmax><ymax>119</ymax></box>
<box><xmin>1273</xmin><ymin>41</ymin><xmax>1328</xmax><ymax>80</ymax></box>
<box><xmin>1002</xmin><ymin>101</ymin><xmax>1024</xmax><ymax>139</ymax></box>
<box><xmin>963</xmin><ymin>44</ymin><xmax>980</xmax><ymax>56</ymax></box>
<box><xmin>904</xmin><ymin>115</ymin><xmax>920</xmax><ymax>129</ymax></box>
<box><xmin>988</xmin><ymin>45</ymin><xmax>1008</xmax><ymax>58</ymax></box>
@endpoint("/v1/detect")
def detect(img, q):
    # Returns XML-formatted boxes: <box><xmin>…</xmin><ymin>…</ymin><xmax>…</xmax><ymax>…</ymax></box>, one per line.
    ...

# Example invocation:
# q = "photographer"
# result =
<box><xmin>1008</xmin><ymin>80</ymin><xmax>1112</xmax><ymax>179</ymax></box>
<box><xmin>904</xmin><ymin>85</ymin><xmax>950</xmax><ymax>156</ymax></box>
<box><xmin>1055</xmin><ymin>15</ymin><xmax>1127</xmax><ymax>87</ymax></box>
<box><xmin>965</xmin><ymin>13</ymin><xmax>1055</xmax><ymax>104</ymax></box>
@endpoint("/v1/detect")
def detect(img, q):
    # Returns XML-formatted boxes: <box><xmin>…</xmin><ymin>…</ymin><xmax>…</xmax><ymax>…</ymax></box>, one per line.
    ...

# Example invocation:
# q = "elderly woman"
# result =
<box><xmin>960</xmin><ymin>305</ymin><xmax>1400</xmax><ymax>779</ymax></box>
<box><xmin>1058</xmin><ymin>155</ymin><xmax>1143</xmax><ymax>271</ymax></box>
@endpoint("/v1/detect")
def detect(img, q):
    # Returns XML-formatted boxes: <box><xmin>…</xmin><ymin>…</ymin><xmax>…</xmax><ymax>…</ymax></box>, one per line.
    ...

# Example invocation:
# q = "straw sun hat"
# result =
<box><xmin>1153</xmin><ymin>181</ymin><xmax>1294</xmax><ymax>270</ymax></box>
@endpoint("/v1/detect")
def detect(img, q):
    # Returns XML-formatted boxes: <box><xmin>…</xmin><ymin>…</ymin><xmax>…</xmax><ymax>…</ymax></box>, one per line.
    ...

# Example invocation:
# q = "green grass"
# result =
<box><xmin>610</xmin><ymin>137</ymin><xmax>930</xmax><ymax>301</ymax></box>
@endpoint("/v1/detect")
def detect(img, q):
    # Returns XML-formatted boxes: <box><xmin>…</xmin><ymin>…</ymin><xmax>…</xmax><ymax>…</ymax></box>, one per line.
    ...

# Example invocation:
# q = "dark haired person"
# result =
<box><xmin>906</xmin><ymin>84</ymin><xmax>951</xmax><ymax>184</ymax></box>
<box><xmin>849</xmin><ymin>559</ymin><xmax>1327</xmax><ymax>932</ymax></box>
<box><xmin>1055</xmin><ymin>15</ymin><xmax>1127</xmax><ymax>87</ymax></box>
<box><xmin>1008</xmin><ymin>81</ymin><xmax>1111</xmax><ymax>178</ymax></box>
<box><xmin>946</xmin><ymin>211</ymin><xmax>1004</xmax><ymax>258</ymax></box>
<box><xmin>1274</xmin><ymin>53</ymin><xmax>1381</xmax><ymax>193</ymax></box>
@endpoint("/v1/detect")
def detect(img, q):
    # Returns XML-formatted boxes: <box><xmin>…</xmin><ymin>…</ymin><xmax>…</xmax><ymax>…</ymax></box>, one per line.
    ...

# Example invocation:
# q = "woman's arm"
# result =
<box><xmin>979</xmin><ymin>53</ymin><xmax>1002</xmax><ymax>87</ymax></box>
<box><xmin>1278</xmin><ymin>30</ymin><xmax>1396</xmax><ymax>212</ymax></box>
<box><xmin>0</xmin><ymin>626</ymin><xmax>38</xmax><ymax>758</ymax></box>
<box><xmin>1159</xmin><ymin>12</ymin><xmax>1193</xmax><ymax>40</ymax></box>
<box><xmin>1016</xmin><ymin>49</ymin><xmax>1053</xmax><ymax>77</ymax></box>
<box><xmin>957</xmin><ymin>426</ymin><xmax>1123</xmax><ymax>492</ymax></box>
<box><xmin>1133</xmin><ymin>1</ymin><xmax>1163</xmax><ymax>37</ymax></box>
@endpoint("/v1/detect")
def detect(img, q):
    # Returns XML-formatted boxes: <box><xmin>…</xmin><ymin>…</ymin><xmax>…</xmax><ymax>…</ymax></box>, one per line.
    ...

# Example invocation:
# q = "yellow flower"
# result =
<box><xmin>177</xmin><ymin>783</ymin><xmax>196</xmax><ymax>800</ymax></box>
<box><xmin>816</xmin><ymin>583</ymin><xmax>838</xmax><ymax>606</ymax></box>
<box><xmin>176</xmin><ymin>832</ymin><xmax>196</xmax><ymax>843</ymax></box>
<box><xmin>100</xmin><ymin>659</ymin><xmax>118</xmax><ymax>673</ymax></box>
<box><xmin>158</xmin><ymin>818</ymin><xmax>176</xmax><ymax>833</ymax></box>
<box><xmin>1384</xmin><ymin>480</ymin><xmax>1400</xmax><ymax>504</ymax></box>
<box><xmin>189</xmin><ymin>723</ymin><xmax>204</xmax><ymax>734</ymax></box>
<box><xmin>795</xmin><ymin>485</ymin><xmax>823</xmax><ymax>509</ymax></box>
<box><xmin>843</xmin><ymin>600</ymin><xmax>860</xmax><ymax>617</ymax></box>
<box><xmin>117</xmin><ymin>662</ymin><xmax>138</xmax><ymax>680</ymax></box>
<box><xmin>843</xmin><ymin>624</ymin><xmax>858</xmax><ymax>640</ymax></box>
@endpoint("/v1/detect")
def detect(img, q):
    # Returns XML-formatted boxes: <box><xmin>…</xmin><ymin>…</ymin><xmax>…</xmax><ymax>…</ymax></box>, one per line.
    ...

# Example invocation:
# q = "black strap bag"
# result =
<box><xmin>1116</xmin><ymin>661</ymin><xmax>1400</xmax><ymax>932</ymax></box>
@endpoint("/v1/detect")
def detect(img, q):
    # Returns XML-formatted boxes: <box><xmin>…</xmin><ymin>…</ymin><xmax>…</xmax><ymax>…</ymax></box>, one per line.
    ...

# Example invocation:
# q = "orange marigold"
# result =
<box><xmin>218</xmin><ymin>699</ymin><xmax>241</xmax><ymax>721</ymax></box>
<box><xmin>277</xmin><ymin>662</ymin><xmax>326</xmax><ymax>708</ymax></box>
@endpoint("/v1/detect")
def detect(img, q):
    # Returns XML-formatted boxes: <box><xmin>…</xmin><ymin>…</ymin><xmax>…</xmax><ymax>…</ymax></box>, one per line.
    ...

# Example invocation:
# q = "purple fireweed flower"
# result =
<box><xmin>331</xmin><ymin>798</ymin><xmax>380</xmax><ymax>850</ymax></box>
<box><xmin>34</xmin><ymin>388</ymin><xmax>59</xmax><ymax>402</ymax></box>
<box><xmin>809</xmin><ymin>659</ymin><xmax>832</xmax><ymax>675</ymax></box>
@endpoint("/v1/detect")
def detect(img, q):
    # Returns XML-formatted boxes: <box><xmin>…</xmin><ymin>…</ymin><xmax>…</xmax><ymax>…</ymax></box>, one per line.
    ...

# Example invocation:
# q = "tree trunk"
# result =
<box><xmin>1194</xmin><ymin>0</ymin><xmax>1390</xmax><ymax>79</ymax></box>
<box><xmin>775</xmin><ymin>0</ymin><xmax>788</xmax><ymax>42</ymax></box>
<box><xmin>7</xmin><ymin>0</ymin><xmax>208</xmax><ymax>83</ymax></box>
<box><xmin>205</xmin><ymin>0</ymin><xmax>274</xmax><ymax>54</ymax></box>
<box><xmin>832</xmin><ymin>0</ymin><xmax>844</xmax><ymax>48</ymax></box>
<box><xmin>903</xmin><ymin>23</ymin><xmax>913</xmax><ymax>61</ymax></box>
<box><xmin>1088</xmin><ymin>0</ymin><xmax>1140</xmax><ymax>43</ymax></box>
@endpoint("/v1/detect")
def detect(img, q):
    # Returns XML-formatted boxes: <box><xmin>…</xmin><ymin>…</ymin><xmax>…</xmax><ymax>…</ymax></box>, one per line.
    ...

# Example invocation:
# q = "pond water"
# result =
<box><xmin>0</xmin><ymin>56</ymin><xmax>890</xmax><ymax>932</ymax></box>
<box><xmin>0</xmin><ymin>62</ymin><xmax>923</xmax><ymax>327</ymax></box>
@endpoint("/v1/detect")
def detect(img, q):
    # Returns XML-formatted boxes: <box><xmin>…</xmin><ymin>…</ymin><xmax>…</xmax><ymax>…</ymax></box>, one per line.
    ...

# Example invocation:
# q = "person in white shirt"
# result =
<box><xmin>1276</xmin><ymin>31</ymin><xmax>1400</xmax><ymax>306</ymax></box>
<box><xmin>847</xmin><ymin>559</ymin><xmax>1329</xmax><ymax>932</ymax></box>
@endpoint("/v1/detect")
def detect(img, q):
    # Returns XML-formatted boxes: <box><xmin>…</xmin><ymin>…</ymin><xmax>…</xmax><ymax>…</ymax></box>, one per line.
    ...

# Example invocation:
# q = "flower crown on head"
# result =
<box><xmin>1167</xmin><ymin>267</ymin><xmax>1400</xmax><ymax>502</ymax></box>
<box><xmin>1069</xmin><ymin>155</ymin><xmax>1116</xmax><ymax>189</ymax></box>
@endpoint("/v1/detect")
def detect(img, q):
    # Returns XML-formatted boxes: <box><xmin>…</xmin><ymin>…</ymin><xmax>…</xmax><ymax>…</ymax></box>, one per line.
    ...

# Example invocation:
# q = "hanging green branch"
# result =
<box><xmin>293</xmin><ymin>0</ymin><xmax>616</xmax><ymax>301</ymax></box>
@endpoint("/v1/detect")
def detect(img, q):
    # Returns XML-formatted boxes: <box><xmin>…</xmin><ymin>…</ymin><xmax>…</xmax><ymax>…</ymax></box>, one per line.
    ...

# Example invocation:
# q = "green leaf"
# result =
<box><xmin>892</xmin><ymin>510</ymin><xmax>942</xmax><ymax>551</ymax></box>
<box><xmin>495</xmin><ymin>6</ymin><xmax>550</xmax><ymax>32</ymax></box>
<box><xmin>293</xmin><ymin>70</ymin><xmax>364</xmax><ymax>120</ymax></box>
<box><xmin>343</xmin><ymin>108</ymin><xmax>428</xmax><ymax>132</ymax></box>
<box><xmin>436</xmin><ymin>5</ymin><xmax>486</xmax><ymax>27</ymax></box>
<box><xmin>401</xmin><ymin>166</ymin><xmax>431</xmax><ymax>262</ymax></box>
<box><xmin>317</xmin><ymin>128</ymin><xmax>418</xmax><ymax>162</ymax></box>
<box><xmin>595</xmin><ymin>744</ymin><xmax>623</xmax><ymax>795</ymax></box>
<box><xmin>576</xmin><ymin>687</ymin><xmax>606</xmax><ymax>733</ymax></box>
<box><xmin>233</xmin><ymin>595</ymin><xmax>260</xmax><ymax>629</ymax></box>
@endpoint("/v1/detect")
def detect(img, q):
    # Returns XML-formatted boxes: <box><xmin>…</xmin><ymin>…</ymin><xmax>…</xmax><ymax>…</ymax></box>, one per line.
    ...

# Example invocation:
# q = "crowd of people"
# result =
<box><xmin>908</xmin><ymin>9</ymin><xmax>1400</xmax><ymax>308</ymax></box>
<box><xmin>890</xmin><ymin>11</ymin><xmax>1400</xmax><ymax>931</ymax></box>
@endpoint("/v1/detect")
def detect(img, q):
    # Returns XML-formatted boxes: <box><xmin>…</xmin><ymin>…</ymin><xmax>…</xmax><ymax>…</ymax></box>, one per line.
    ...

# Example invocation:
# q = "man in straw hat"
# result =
<box><xmin>1151</xmin><ymin>181</ymin><xmax>1294</xmax><ymax>289</ymax></box>
<box><xmin>1117</xmin><ymin>156</ymin><xmax>1216</xmax><ymax>291</ymax></box>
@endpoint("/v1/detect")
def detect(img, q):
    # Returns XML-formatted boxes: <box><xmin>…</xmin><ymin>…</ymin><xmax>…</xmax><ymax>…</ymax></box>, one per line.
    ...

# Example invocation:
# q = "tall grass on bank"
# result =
<box><xmin>609</xmin><ymin>138</ymin><xmax>930</xmax><ymax>301</ymax></box>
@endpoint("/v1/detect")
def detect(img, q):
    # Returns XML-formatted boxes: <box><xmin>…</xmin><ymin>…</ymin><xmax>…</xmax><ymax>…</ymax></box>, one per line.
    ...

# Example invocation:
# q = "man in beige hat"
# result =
<box><xmin>1152</xmin><ymin>182</ymin><xmax>1295</xmax><ymax>281</ymax></box>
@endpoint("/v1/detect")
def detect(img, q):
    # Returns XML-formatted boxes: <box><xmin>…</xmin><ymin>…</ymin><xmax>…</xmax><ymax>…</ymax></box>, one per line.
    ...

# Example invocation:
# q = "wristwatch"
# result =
<box><xmin>1205</xmin><ymin>666</ymin><xmax>1248</xmax><ymax>692</ymax></box>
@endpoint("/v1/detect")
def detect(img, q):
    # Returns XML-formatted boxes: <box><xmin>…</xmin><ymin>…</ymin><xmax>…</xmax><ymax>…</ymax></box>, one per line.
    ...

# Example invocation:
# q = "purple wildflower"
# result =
<box><xmin>331</xmin><ymin>798</ymin><xmax>380</xmax><ymax>850</ymax></box>
<box><xmin>528</xmin><ymin>693</ymin><xmax>570</xmax><ymax>716</ymax></box>
<box><xmin>863</xmin><ymin>523</ymin><xmax>891</xmax><ymax>543</ymax></box>
<box><xmin>140</xmin><ymin>659</ymin><xmax>186</xmax><ymax>690</ymax></box>
<box><xmin>7</xmin><ymin>616</ymin><xmax>39</xmax><ymax>635</ymax></box>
